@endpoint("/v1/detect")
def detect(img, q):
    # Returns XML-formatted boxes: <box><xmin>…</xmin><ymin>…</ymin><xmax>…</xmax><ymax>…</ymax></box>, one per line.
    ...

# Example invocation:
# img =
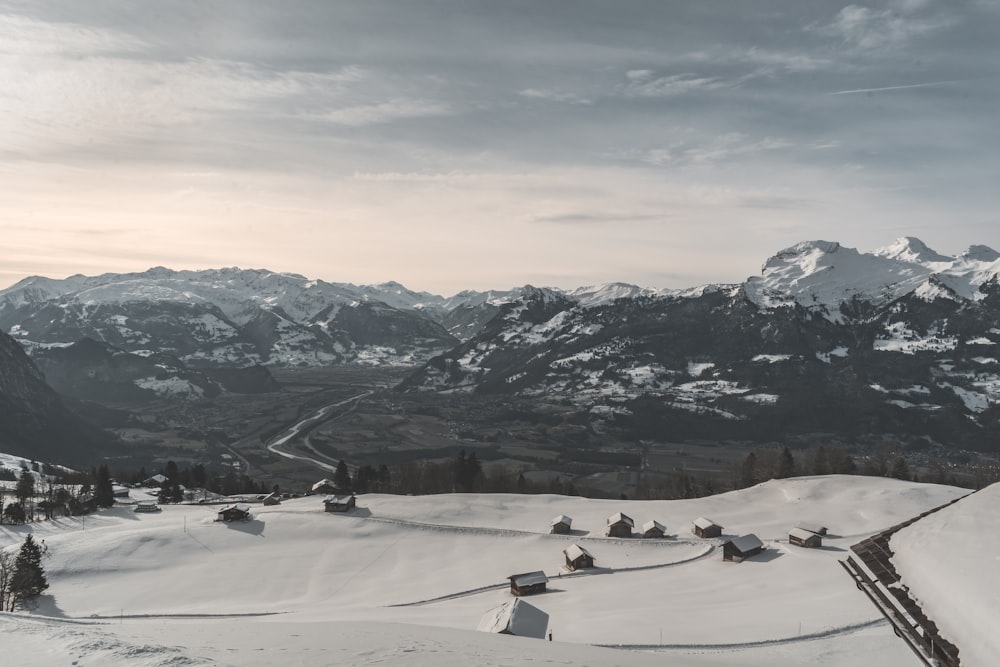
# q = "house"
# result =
<box><xmin>262</xmin><ymin>492</ymin><xmax>282</xmax><ymax>506</ymax></box>
<box><xmin>795</xmin><ymin>521</ymin><xmax>828</xmax><ymax>536</ymax></box>
<box><xmin>693</xmin><ymin>517</ymin><xmax>723</xmax><ymax>538</ymax></box>
<box><xmin>605</xmin><ymin>512</ymin><xmax>634</xmax><ymax>538</ymax></box>
<box><xmin>113</xmin><ymin>485</ymin><xmax>131</xmax><ymax>499</ymax></box>
<box><xmin>563</xmin><ymin>543</ymin><xmax>596</xmax><ymax>571</ymax></box>
<box><xmin>312</xmin><ymin>479</ymin><xmax>349</xmax><ymax>495</ymax></box>
<box><xmin>642</xmin><ymin>520</ymin><xmax>666</xmax><ymax>538</ymax></box>
<box><xmin>143</xmin><ymin>474</ymin><xmax>168</xmax><ymax>488</ymax></box>
<box><xmin>789</xmin><ymin>527</ymin><xmax>823</xmax><ymax>548</ymax></box>
<box><xmin>477</xmin><ymin>599</ymin><xmax>549</xmax><ymax>639</ymax></box>
<box><xmin>508</xmin><ymin>571</ymin><xmax>549</xmax><ymax>596</ymax></box>
<box><xmin>217</xmin><ymin>503</ymin><xmax>252</xmax><ymax>522</ymax></box>
<box><xmin>550</xmin><ymin>514</ymin><xmax>572</xmax><ymax>534</ymax></box>
<box><xmin>134</xmin><ymin>501</ymin><xmax>162</xmax><ymax>513</ymax></box>
<box><xmin>722</xmin><ymin>534</ymin><xmax>766</xmax><ymax>562</ymax></box>
<box><xmin>323</xmin><ymin>494</ymin><xmax>356</xmax><ymax>513</ymax></box>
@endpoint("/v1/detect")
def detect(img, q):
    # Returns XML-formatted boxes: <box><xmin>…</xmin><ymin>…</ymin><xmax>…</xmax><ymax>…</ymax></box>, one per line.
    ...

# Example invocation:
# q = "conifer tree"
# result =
<box><xmin>334</xmin><ymin>460</ymin><xmax>352</xmax><ymax>491</ymax></box>
<box><xmin>776</xmin><ymin>448</ymin><xmax>795</xmax><ymax>479</ymax></box>
<box><xmin>7</xmin><ymin>534</ymin><xmax>48</xmax><ymax>610</ymax></box>
<box><xmin>94</xmin><ymin>464</ymin><xmax>115</xmax><ymax>508</ymax></box>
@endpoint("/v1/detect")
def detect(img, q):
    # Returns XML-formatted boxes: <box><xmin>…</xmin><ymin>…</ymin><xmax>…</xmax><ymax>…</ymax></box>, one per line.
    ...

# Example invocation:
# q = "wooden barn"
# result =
<box><xmin>323</xmin><ymin>494</ymin><xmax>356</xmax><ymax>512</ymax></box>
<box><xmin>693</xmin><ymin>517</ymin><xmax>723</xmax><ymax>538</ymax></box>
<box><xmin>477</xmin><ymin>599</ymin><xmax>549</xmax><ymax>639</ymax></box>
<box><xmin>605</xmin><ymin>512</ymin><xmax>635</xmax><ymax>538</ymax></box>
<box><xmin>134</xmin><ymin>501</ymin><xmax>162</xmax><ymax>513</ymax></box>
<box><xmin>262</xmin><ymin>492</ymin><xmax>282</xmax><ymax>506</ymax></box>
<box><xmin>642</xmin><ymin>520</ymin><xmax>666</xmax><ymax>538</ymax></box>
<box><xmin>789</xmin><ymin>527</ymin><xmax>823</xmax><ymax>548</ymax></box>
<box><xmin>312</xmin><ymin>478</ymin><xmax>346</xmax><ymax>495</ymax></box>
<box><xmin>563</xmin><ymin>543</ymin><xmax>596</xmax><ymax>571</ymax></box>
<box><xmin>508</xmin><ymin>571</ymin><xmax>549</xmax><ymax>596</ymax></box>
<box><xmin>217</xmin><ymin>504</ymin><xmax>251</xmax><ymax>522</ymax></box>
<box><xmin>550</xmin><ymin>514</ymin><xmax>572</xmax><ymax>534</ymax></box>
<box><xmin>795</xmin><ymin>521</ymin><xmax>828</xmax><ymax>536</ymax></box>
<box><xmin>722</xmin><ymin>534</ymin><xmax>765</xmax><ymax>562</ymax></box>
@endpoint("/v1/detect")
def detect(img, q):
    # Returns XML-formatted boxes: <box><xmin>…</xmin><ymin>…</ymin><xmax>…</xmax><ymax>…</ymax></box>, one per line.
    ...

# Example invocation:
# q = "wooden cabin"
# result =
<box><xmin>693</xmin><ymin>517</ymin><xmax>723</xmax><ymax>538</ymax></box>
<box><xmin>477</xmin><ymin>599</ymin><xmax>549</xmax><ymax>639</ymax></box>
<box><xmin>323</xmin><ymin>494</ymin><xmax>356</xmax><ymax>513</ymax></box>
<box><xmin>508</xmin><ymin>571</ymin><xmax>549</xmax><ymax>596</ymax></box>
<box><xmin>312</xmin><ymin>478</ymin><xmax>345</xmax><ymax>495</ymax></box>
<box><xmin>550</xmin><ymin>514</ymin><xmax>572</xmax><ymax>535</ymax></box>
<box><xmin>795</xmin><ymin>521</ymin><xmax>828</xmax><ymax>536</ymax></box>
<box><xmin>722</xmin><ymin>534</ymin><xmax>765</xmax><ymax>562</ymax></box>
<box><xmin>217</xmin><ymin>503</ymin><xmax>251</xmax><ymax>522</ymax></box>
<box><xmin>262</xmin><ymin>492</ymin><xmax>282</xmax><ymax>506</ymax></box>
<box><xmin>134</xmin><ymin>501</ymin><xmax>162</xmax><ymax>513</ymax></box>
<box><xmin>563</xmin><ymin>543</ymin><xmax>596</xmax><ymax>571</ymax></box>
<box><xmin>642</xmin><ymin>520</ymin><xmax>666</xmax><ymax>539</ymax></box>
<box><xmin>789</xmin><ymin>527</ymin><xmax>823</xmax><ymax>548</ymax></box>
<box><xmin>605</xmin><ymin>512</ymin><xmax>635</xmax><ymax>538</ymax></box>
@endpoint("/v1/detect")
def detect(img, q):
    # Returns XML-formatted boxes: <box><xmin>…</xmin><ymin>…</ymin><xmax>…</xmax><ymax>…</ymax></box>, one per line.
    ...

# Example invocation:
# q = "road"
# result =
<box><xmin>265</xmin><ymin>391</ymin><xmax>373</xmax><ymax>474</ymax></box>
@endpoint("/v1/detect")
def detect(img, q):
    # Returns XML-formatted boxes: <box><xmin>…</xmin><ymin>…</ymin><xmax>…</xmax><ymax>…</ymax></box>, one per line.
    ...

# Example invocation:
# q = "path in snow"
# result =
<box><xmin>265</xmin><ymin>391</ymin><xmax>372</xmax><ymax>472</ymax></box>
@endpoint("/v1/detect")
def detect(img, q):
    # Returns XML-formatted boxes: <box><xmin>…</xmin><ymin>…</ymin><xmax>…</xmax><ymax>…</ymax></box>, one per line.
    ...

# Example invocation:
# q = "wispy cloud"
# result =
<box><xmin>817</xmin><ymin>4</ymin><xmax>954</xmax><ymax>51</ymax></box>
<box><xmin>518</xmin><ymin>88</ymin><xmax>592</xmax><ymax>105</ymax></box>
<box><xmin>631</xmin><ymin>134</ymin><xmax>794</xmax><ymax>167</ymax></box>
<box><xmin>527</xmin><ymin>212</ymin><xmax>666</xmax><ymax>225</ymax></box>
<box><xmin>315</xmin><ymin>99</ymin><xmax>453</xmax><ymax>126</ymax></box>
<box><xmin>622</xmin><ymin>71</ymin><xmax>729</xmax><ymax>98</ymax></box>
<box><xmin>827</xmin><ymin>80</ymin><xmax>961</xmax><ymax>95</ymax></box>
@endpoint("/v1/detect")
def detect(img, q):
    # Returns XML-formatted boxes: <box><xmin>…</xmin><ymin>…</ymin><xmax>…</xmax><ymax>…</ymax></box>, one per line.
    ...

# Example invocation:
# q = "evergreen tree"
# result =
<box><xmin>776</xmin><ymin>448</ymin><xmax>795</xmax><ymax>479</ymax></box>
<box><xmin>334</xmin><ymin>460</ymin><xmax>352</xmax><ymax>491</ymax></box>
<box><xmin>2</xmin><ymin>503</ymin><xmax>26</xmax><ymax>525</ymax></box>
<box><xmin>94</xmin><ymin>464</ymin><xmax>115</xmax><ymax>508</ymax></box>
<box><xmin>8</xmin><ymin>534</ymin><xmax>48</xmax><ymax>610</ymax></box>
<box><xmin>15</xmin><ymin>471</ymin><xmax>34</xmax><ymax>506</ymax></box>
<box><xmin>890</xmin><ymin>456</ymin><xmax>911</xmax><ymax>481</ymax></box>
<box><xmin>739</xmin><ymin>452</ymin><xmax>759</xmax><ymax>488</ymax></box>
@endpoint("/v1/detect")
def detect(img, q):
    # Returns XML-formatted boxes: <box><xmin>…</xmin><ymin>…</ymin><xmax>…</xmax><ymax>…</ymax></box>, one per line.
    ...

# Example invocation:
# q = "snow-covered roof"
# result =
<box><xmin>509</xmin><ymin>571</ymin><xmax>549</xmax><ymax>587</ymax></box>
<box><xmin>607</xmin><ymin>512</ymin><xmax>634</xmax><ymax>526</ymax></box>
<box><xmin>476</xmin><ymin>599</ymin><xmax>549</xmax><ymax>638</ymax></box>
<box><xmin>323</xmin><ymin>494</ymin><xmax>354</xmax><ymax>504</ymax></box>
<box><xmin>219</xmin><ymin>503</ymin><xmax>251</xmax><ymax>513</ymax></box>
<box><xmin>550</xmin><ymin>514</ymin><xmax>572</xmax><ymax>526</ymax></box>
<box><xmin>795</xmin><ymin>521</ymin><xmax>827</xmax><ymax>535</ymax></box>
<box><xmin>643</xmin><ymin>520</ymin><xmax>665</xmax><ymax>533</ymax></box>
<box><xmin>563</xmin><ymin>544</ymin><xmax>594</xmax><ymax>561</ymax></box>
<box><xmin>728</xmin><ymin>534</ymin><xmax>764</xmax><ymax>553</ymax></box>
<box><xmin>788</xmin><ymin>528</ymin><xmax>820</xmax><ymax>542</ymax></box>
<box><xmin>312</xmin><ymin>479</ymin><xmax>336</xmax><ymax>491</ymax></box>
<box><xmin>693</xmin><ymin>517</ymin><xmax>720</xmax><ymax>529</ymax></box>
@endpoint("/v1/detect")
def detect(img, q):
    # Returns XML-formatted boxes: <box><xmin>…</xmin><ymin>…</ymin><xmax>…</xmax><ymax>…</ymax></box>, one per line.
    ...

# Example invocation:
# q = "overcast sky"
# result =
<box><xmin>2</xmin><ymin>1</ymin><xmax>998</xmax><ymax>295</ymax></box>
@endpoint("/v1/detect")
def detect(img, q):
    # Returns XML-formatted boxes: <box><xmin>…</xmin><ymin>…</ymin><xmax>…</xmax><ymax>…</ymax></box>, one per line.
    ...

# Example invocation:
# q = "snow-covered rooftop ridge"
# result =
<box><xmin>744</xmin><ymin>237</ymin><xmax>1000</xmax><ymax>321</ymax></box>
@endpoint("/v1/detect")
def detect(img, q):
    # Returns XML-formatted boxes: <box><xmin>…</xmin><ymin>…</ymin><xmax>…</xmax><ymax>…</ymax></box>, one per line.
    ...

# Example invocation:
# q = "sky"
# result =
<box><xmin>2</xmin><ymin>0</ymin><xmax>999</xmax><ymax>296</ymax></box>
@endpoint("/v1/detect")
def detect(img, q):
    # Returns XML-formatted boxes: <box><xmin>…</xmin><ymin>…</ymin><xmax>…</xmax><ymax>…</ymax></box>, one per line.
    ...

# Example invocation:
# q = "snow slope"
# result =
<box><xmin>0</xmin><ymin>476</ymin><xmax>970</xmax><ymax>666</ymax></box>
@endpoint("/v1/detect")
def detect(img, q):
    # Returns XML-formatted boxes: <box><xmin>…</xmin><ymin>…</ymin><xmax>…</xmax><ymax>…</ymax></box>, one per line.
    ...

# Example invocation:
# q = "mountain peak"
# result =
<box><xmin>872</xmin><ymin>237</ymin><xmax>950</xmax><ymax>265</ymax></box>
<box><xmin>961</xmin><ymin>244</ymin><xmax>1000</xmax><ymax>262</ymax></box>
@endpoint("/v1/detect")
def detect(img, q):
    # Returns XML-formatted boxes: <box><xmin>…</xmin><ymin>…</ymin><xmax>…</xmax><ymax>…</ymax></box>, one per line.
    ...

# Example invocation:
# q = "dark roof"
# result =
<box><xmin>509</xmin><ymin>571</ymin><xmax>549</xmax><ymax>587</ymax></box>
<box><xmin>728</xmin><ymin>534</ymin><xmax>764</xmax><ymax>553</ymax></box>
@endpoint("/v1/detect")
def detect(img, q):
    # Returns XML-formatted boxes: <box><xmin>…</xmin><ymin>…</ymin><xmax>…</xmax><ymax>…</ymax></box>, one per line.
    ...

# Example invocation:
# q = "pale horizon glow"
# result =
<box><xmin>2</xmin><ymin>2</ymin><xmax>998</xmax><ymax>296</ymax></box>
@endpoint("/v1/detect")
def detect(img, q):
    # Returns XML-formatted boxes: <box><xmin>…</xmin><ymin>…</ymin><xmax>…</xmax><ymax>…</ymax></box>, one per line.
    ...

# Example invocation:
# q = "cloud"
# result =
<box><xmin>827</xmin><ymin>80</ymin><xmax>961</xmax><ymax>95</ymax></box>
<box><xmin>315</xmin><ymin>99</ymin><xmax>454</xmax><ymax>126</ymax></box>
<box><xmin>527</xmin><ymin>212</ymin><xmax>666</xmax><ymax>225</ymax></box>
<box><xmin>0</xmin><ymin>13</ymin><xmax>146</xmax><ymax>56</ymax></box>
<box><xmin>631</xmin><ymin>134</ymin><xmax>794</xmax><ymax>167</ymax></box>
<box><xmin>818</xmin><ymin>4</ymin><xmax>954</xmax><ymax>51</ymax></box>
<box><xmin>623</xmin><ymin>72</ymin><xmax>728</xmax><ymax>97</ymax></box>
<box><xmin>518</xmin><ymin>88</ymin><xmax>592</xmax><ymax>105</ymax></box>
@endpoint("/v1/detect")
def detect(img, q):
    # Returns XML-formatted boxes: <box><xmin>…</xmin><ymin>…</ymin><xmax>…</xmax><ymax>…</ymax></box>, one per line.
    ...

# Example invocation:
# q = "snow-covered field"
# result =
<box><xmin>0</xmin><ymin>476</ymin><xmax>973</xmax><ymax>666</ymax></box>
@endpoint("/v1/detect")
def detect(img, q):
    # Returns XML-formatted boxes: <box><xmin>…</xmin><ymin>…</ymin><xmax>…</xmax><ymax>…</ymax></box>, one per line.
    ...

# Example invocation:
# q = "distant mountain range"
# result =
<box><xmin>5</xmin><ymin>237</ymin><xmax>1000</xmax><ymax>450</ymax></box>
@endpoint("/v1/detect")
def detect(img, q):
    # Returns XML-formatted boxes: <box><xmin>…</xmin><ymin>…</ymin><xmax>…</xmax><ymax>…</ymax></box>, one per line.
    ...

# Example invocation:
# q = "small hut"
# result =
<box><xmin>563</xmin><ymin>543</ymin><xmax>596</xmax><ymax>571</ymax></box>
<box><xmin>795</xmin><ymin>521</ymin><xmax>828</xmax><ymax>536</ymax></box>
<box><xmin>722</xmin><ymin>534</ymin><xmax>765</xmax><ymax>562</ymax></box>
<box><xmin>692</xmin><ymin>517</ymin><xmax>723</xmax><ymax>538</ymax></box>
<box><xmin>312</xmin><ymin>478</ymin><xmax>347</xmax><ymax>495</ymax></box>
<box><xmin>789</xmin><ymin>527</ymin><xmax>823</xmax><ymax>548</ymax></box>
<box><xmin>550</xmin><ymin>515</ymin><xmax>573</xmax><ymax>535</ymax></box>
<box><xmin>262</xmin><ymin>492</ymin><xmax>282</xmax><ymax>506</ymax></box>
<box><xmin>323</xmin><ymin>494</ymin><xmax>356</xmax><ymax>513</ymax></box>
<box><xmin>134</xmin><ymin>501</ymin><xmax>162</xmax><ymax>513</ymax></box>
<box><xmin>642</xmin><ymin>520</ymin><xmax>666</xmax><ymax>539</ymax></box>
<box><xmin>508</xmin><ymin>571</ymin><xmax>549</xmax><ymax>596</ymax></box>
<box><xmin>217</xmin><ymin>503</ymin><xmax>251</xmax><ymax>522</ymax></box>
<box><xmin>605</xmin><ymin>512</ymin><xmax>634</xmax><ymax>538</ymax></box>
<box><xmin>477</xmin><ymin>599</ymin><xmax>549</xmax><ymax>639</ymax></box>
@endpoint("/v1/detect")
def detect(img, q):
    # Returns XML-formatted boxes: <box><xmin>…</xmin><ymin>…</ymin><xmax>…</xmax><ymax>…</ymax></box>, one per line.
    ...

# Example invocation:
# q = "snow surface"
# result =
<box><xmin>0</xmin><ymin>476</ymin><xmax>971</xmax><ymax>666</ymax></box>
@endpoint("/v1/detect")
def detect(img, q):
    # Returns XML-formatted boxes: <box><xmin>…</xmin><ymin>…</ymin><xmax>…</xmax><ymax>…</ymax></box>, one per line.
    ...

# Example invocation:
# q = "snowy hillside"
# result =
<box><xmin>0</xmin><ymin>476</ymin><xmax>974</xmax><ymax>666</ymax></box>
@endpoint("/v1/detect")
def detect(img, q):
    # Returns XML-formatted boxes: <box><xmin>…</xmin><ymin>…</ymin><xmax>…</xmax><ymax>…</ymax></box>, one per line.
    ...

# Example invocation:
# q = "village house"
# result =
<box><xmin>722</xmin><ymin>534</ymin><xmax>766</xmax><ymax>562</ymax></box>
<box><xmin>323</xmin><ymin>494</ymin><xmax>356</xmax><ymax>513</ymax></box>
<box><xmin>262</xmin><ymin>492</ymin><xmax>282</xmax><ymax>506</ymax></box>
<box><xmin>477</xmin><ymin>599</ymin><xmax>549</xmax><ymax>639</ymax></box>
<box><xmin>508</xmin><ymin>571</ymin><xmax>549</xmax><ymax>596</ymax></box>
<box><xmin>217</xmin><ymin>504</ymin><xmax>252</xmax><ymax>522</ymax></box>
<box><xmin>563</xmin><ymin>543</ymin><xmax>596</xmax><ymax>571</ymax></box>
<box><xmin>143</xmin><ymin>474</ymin><xmax>168</xmax><ymax>488</ymax></box>
<box><xmin>795</xmin><ymin>521</ymin><xmax>828</xmax><ymax>536</ymax></box>
<box><xmin>642</xmin><ymin>520</ymin><xmax>666</xmax><ymax>539</ymax></box>
<box><xmin>605</xmin><ymin>512</ymin><xmax>634</xmax><ymax>538</ymax></box>
<box><xmin>789</xmin><ymin>527</ymin><xmax>823</xmax><ymax>548</ymax></box>
<box><xmin>692</xmin><ymin>517</ymin><xmax>723</xmax><ymax>538</ymax></box>
<box><xmin>550</xmin><ymin>514</ymin><xmax>572</xmax><ymax>534</ymax></box>
<box><xmin>311</xmin><ymin>478</ymin><xmax>347</xmax><ymax>495</ymax></box>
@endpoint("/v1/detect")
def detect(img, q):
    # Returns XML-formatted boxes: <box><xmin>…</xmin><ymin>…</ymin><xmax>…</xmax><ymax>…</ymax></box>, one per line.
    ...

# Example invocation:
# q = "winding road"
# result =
<box><xmin>265</xmin><ymin>391</ymin><xmax>372</xmax><ymax>473</ymax></box>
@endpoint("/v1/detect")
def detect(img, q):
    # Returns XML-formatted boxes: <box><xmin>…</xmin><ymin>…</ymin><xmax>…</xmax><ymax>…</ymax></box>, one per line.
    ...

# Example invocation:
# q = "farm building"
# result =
<box><xmin>323</xmin><ymin>494</ymin><xmax>356</xmax><ymax>513</ymax></box>
<box><xmin>134</xmin><ymin>501</ymin><xmax>162</xmax><ymax>513</ymax></box>
<box><xmin>605</xmin><ymin>512</ymin><xmax>634</xmax><ymax>538</ymax></box>
<box><xmin>262</xmin><ymin>492</ymin><xmax>282</xmax><ymax>506</ymax></box>
<box><xmin>789</xmin><ymin>527</ymin><xmax>823</xmax><ymax>548</ymax></box>
<box><xmin>312</xmin><ymin>479</ymin><xmax>348</xmax><ymax>495</ymax></box>
<box><xmin>693</xmin><ymin>517</ymin><xmax>723</xmax><ymax>538</ymax></box>
<box><xmin>477</xmin><ymin>599</ymin><xmax>549</xmax><ymax>639</ymax></box>
<box><xmin>550</xmin><ymin>515</ymin><xmax>572</xmax><ymax>534</ymax></box>
<box><xmin>796</xmin><ymin>521</ymin><xmax>828</xmax><ymax>536</ymax></box>
<box><xmin>217</xmin><ymin>504</ymin><xmax>252</xmax><ymax>522</ymax></box>
<box><xmin>722</xmin><ymin>534</ymin><xmax>766</xmax><ymax>562</ymax></box>
<box><xmin>563</xmin><ymin>543</ymin><xmax>596</xmax><ymax>571</ymax></box>
<box><xmin>642</xmin><ymin>520</ymin><xmax>666</xmax><ymax>538</ymax></box>
<box><xmin>143</xmin><ymin>474</ymin><xmax>168</xmax><ymax>488</ymax></box>
<box><xmin>508</xmin><ymin>571</ymin><xmax>549</xmax><ymax>596</ymax></box>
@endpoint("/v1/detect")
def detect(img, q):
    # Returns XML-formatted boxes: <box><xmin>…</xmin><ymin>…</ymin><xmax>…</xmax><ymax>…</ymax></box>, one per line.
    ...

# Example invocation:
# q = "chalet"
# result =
<box><xmin>143</xmin><ymin>474</ymin><xmax>168</xmax><ymax>488</ymax></box>
<box><xmin>642</xmin><ymin>520</ymin><xmax>666</xmax><ymax>539</ymax></box>
<box><xmin>692</xmin><ymin>517</ymin><xmax>723</xmax><ymax>538</ymax></box>
<box><xmin>312</xmin><ymin>479</ymin><xmax>349</xmax><ymax>495</ymax></box>
<box><xmin>722</xmin><ymin>534</ymin><xmax>766</xmax><ymax>562</ymax></box>
<box><xmin>477</xmin><ymin>599</ymin><xmax>549</xmax><ymax>639</ymax></box>
<box><xmin>508</xmin><ymin>571</ymin><xmax>549</xmax><ymax>596</ymax></box>
<box><xmin>113</xmin><ymin>485</ymin><xmax>131</xmax><ymax>499</ymax></box>
<box><xmin>550</xmin><ymin>514</ymin><xmax>572</xmax><ymax>535</ymax></box>
<box><xmin>605</xmin><ymin>512</ymin><xmax>634</xmax><ymax>538</ymax></box>
<box><xmin>323</xmin><ymin>494</ymin><xmax>357</xmax><ymax>513</ymax></box>
<box><xmin>134</xmin><ymin>501</ymin><xmax>162</xmax><ymax>513</ymax></box>
<box><xmin>795</xmin><ymin>521</ymin><xmax>828</xmax><ymax>536</ymax></box>
<box><xmin>563</xmin><ymin>543</ymin><xmax>596</xmax><ymax>571</ymax></box>
<box><xmin>217</xmin><ymin>503</ymin><xmax>252</xmax><ymax>522</ymax></box>
<box><xmin>789</xmin><ymin>527</ymin><xmax>823</xmax><ymax>548</ymax></box>
<box><xmin>262</xmin><ymin>492</ymin><xmax>282</xmax><ymax>506</ymax></box>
